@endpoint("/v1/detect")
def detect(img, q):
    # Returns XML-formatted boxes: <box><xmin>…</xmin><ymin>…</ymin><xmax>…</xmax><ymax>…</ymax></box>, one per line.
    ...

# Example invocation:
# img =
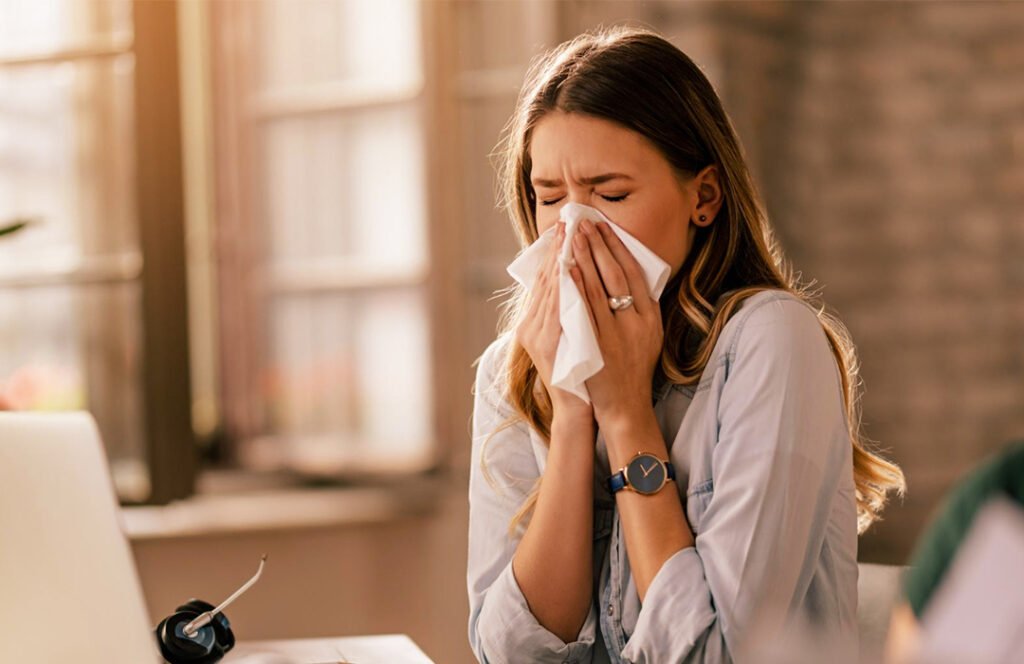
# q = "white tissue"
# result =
<box><xmin>506</xmin><ymin>202</ymin><xmax>671</xmax><ymax>403</ymax></box>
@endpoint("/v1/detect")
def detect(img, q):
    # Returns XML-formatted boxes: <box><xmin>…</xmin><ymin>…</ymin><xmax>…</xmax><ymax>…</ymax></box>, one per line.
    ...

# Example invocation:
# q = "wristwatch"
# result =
<box><xmin>608</xmin><ymin>452</ymin><xmax>676</xmax><ymax>496</ymax></box>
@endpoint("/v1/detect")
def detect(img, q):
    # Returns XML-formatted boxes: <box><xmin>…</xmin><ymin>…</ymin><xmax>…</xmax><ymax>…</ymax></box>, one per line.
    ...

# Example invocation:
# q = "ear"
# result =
<box><xmin>691</xmin><ymin>164</ymin><xmax>723</xmax><ymax>227</ymax></box>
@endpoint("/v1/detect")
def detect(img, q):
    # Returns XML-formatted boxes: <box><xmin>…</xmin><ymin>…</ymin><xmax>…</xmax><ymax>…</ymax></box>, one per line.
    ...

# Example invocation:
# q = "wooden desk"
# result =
<box><xmin>229</xmin><ymin>635</ymin><xmax>434</xmax><ymax>663</ymax></box>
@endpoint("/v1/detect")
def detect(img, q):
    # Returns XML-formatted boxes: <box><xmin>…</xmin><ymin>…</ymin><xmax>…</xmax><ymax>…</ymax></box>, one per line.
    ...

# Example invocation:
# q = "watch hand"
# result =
<box><xmin>641</xmin><ymin>463</ymin><xmax>654</xmax><ymax>477</ymax></box>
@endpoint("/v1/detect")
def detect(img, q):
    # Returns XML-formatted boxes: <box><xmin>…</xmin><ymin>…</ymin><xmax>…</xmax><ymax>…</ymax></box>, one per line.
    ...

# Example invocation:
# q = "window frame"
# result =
<box><xmin>208</xmin><ymin>0</ymin><xmax>462</xmax><ymax>476</ymax></box>
<box><xmin>0</xmin><ymin>0</ymin><xmax>195</xmax><ymax>505</ymax></box>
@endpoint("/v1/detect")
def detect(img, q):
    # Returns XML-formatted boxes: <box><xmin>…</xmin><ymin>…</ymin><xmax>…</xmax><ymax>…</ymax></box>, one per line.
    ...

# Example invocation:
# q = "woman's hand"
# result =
<box><xmin>567</xmin><ymin>218</ymin><xmax>663</xmax><ymax>432</ymax></box>
<box><xmin>515</xmin><ymin>222</ymin><xmax>595</xmax><ymax>422</ymax></box>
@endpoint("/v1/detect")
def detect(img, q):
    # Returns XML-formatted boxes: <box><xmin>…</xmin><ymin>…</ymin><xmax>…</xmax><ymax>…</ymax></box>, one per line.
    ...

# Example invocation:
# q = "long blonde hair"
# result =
<box><xmin>483</xmin><ymin>25</ymin><xmax>904</xmax><ymax>537</ymax></box>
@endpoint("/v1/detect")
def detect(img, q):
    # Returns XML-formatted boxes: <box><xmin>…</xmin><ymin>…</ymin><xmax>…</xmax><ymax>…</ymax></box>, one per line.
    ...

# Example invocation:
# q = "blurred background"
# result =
<box><xmin>0</xmin><ymin>1</ymin><xmax>1021</xmax><ymax>662</ymax></box>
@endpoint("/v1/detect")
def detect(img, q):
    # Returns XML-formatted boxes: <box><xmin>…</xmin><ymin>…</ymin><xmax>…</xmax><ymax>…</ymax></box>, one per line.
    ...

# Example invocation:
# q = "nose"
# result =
<box><xmin>562</xmin><ymin>185</ymin><xmax>601</xmax><ymax>207</ymax></box>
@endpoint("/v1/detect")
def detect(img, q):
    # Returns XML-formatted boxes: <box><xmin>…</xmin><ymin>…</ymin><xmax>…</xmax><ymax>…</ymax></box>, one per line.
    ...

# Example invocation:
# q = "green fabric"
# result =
<box><xmin>903</xmin><ymin>440</ymin><xmax>1024</xmax><ymax>618</ymax></box>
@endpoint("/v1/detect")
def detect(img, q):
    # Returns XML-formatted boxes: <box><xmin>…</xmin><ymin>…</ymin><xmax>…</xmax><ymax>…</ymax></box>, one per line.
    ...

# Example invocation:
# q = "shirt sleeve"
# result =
<box><xmin>620</xmin><ymin>295</ymin><xmax>852</xmax><ymax>663</ymax></box>
<box><xmin>467</xmin><ymin>334</ymin><xmax>599</xmax><ymax>664</ymax></box>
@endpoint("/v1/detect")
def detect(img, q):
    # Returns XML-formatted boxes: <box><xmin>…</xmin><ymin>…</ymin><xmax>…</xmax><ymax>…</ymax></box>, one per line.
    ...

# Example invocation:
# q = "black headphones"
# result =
<box><xmin>154</xmin><ymin>554</ymin><xmax>265</xmax><ymax>663</ymax></box>
<box><xmin>155</xmin><ymin>598</ymin><xmax>236</xmax><ymax>664</ymax></box>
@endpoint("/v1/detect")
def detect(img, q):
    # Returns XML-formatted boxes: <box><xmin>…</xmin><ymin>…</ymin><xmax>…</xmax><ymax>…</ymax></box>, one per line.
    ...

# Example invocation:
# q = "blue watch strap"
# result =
<box><xmin>608</xmin><ymin>471</ymin><xmax>627</xmax><ymax>494</ymax></box>
<box><xmin>607</xmin><ymin>460</ymin><xmax>675</xmax><ymax>494</ymax></box>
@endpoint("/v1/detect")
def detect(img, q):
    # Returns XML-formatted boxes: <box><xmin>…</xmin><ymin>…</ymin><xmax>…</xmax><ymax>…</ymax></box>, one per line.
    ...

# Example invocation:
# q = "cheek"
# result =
<box><xmin>535</xmin><ymin>208</ymin><xmax>559</xmax><ymax>236</ymax></box>
<box><xmin>614</xmin><ymin>209</ymin><xmax>689</xmax><ymax>269</ymax></box>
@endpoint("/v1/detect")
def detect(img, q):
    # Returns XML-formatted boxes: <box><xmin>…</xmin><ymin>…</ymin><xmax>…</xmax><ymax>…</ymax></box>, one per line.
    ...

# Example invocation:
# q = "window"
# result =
<box><xmin>0</xmin><ymin>0</ymin><xmax>192</xmax><ymax>503</ymax></box>
<box><xmin>0</xmin><ymin>0</ymin><xmax>557</xmax><ymax>501</ymax></box>
<box><xmin>210</xmin><ymin>0</ymin><xmax>436</xmax><ymax>476</ymax></box>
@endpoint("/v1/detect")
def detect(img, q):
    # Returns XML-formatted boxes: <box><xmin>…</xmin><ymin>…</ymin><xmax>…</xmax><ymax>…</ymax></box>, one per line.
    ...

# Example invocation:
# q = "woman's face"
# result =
<box><xmin>529</xmin><ymin>111</ymin><xmax>719</xmax><ymax>280</ymax></box>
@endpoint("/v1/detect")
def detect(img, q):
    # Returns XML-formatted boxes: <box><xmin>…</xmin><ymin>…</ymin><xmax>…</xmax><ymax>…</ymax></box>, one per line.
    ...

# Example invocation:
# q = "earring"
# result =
<box><xmin>698</xmin><ymin>214</ymin><xmax>707</xmax><ymax>222</ymax></box>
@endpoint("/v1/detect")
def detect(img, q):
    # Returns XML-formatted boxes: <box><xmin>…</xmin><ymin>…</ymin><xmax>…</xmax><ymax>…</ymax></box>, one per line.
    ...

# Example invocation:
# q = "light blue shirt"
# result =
<box><xmin>466</xmin><ymin>289</ymin><xmax>859</xmax><ymax>663</ymax></box>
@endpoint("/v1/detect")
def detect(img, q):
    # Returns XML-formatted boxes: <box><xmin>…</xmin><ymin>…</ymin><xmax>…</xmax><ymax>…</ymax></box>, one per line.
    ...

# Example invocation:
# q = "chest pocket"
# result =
<box><xmin>685</xmin><ymin>478</ymin><xmax>714</xmax><ymax>533</ymax></box>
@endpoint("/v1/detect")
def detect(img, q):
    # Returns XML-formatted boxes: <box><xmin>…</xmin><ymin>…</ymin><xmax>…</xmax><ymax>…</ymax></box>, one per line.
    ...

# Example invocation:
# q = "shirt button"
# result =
<box><xmin>607</xmin><ymin>604</ymin><xmax>614</xmax><ymax>616</ymax></box>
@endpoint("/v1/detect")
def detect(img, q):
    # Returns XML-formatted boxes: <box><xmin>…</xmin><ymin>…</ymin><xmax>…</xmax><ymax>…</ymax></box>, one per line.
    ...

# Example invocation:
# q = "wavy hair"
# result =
<box><xmin>482</xmin><ymin>25</ymin><xmax>904</xmax><ymax>537</ymax></box>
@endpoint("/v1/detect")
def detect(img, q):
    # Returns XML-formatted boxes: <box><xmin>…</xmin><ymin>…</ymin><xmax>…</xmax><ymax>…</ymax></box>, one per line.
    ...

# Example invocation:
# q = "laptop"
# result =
<box><xmin>0</xmin><ymin>411</ymin><xmax>163</xmax><ymax>663</ymax></box>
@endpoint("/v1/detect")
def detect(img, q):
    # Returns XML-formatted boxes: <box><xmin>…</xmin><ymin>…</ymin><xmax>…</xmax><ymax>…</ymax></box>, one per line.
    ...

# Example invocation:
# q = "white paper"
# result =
<box><xmin>506</xmin><ymin>202</ymin><xmax>670</xmax><ymax>403</ymax></box>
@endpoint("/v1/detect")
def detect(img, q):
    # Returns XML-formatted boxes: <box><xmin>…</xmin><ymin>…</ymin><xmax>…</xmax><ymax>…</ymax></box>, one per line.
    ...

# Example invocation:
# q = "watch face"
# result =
<box><xmin>626</xmin><ymin>454</ymin><xmax>666</xmax><ymax>494</ymax></box>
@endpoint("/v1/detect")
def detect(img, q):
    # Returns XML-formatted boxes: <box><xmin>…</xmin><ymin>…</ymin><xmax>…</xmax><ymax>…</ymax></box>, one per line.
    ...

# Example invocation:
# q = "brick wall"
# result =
<box><xmin>561</xmin><ymin>1</ymin><xmax>1024</xmax><ymax>562</ymax></box>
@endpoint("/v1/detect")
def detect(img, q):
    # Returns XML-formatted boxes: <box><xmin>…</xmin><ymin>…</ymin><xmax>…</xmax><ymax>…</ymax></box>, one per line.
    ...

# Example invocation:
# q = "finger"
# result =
<box><xmin>549</xmin><ymin>221</ymin><xmax>565</xmax><ymax>264</ymax></box>
<box><xmin>541</xmin><ymin>259</ymin><xmax>561</xmax><ymax>337</ymax></box>
<box><xmin>531</xmin><ymin>222</ymin><xmax>560</xmax><ymax>296</ymax></box>
<box><xmin>568</xmin><ymin>265</ymin><xmax>598</xmax><ymax>333</ymax></box>
<box><xmin>528</xmin><ymin>243</ymin><xmax>553</xmax><ymax>310</ymax></box>
<box><xmin>580</xmin><ymin>219</ymin><xmax>634</xmax><ymax>315</ymax></box>
<box><xmin>594</xmin><ymin>221</ymin><xmax>652</xmax><ymax>316</ymax></box>
<box><xmin>520</xmin><ymin>226</ymin><xmax>563</xmax><ymax>349</ymax></box>
<box><xmin>539</xmin><ymin>253</ymin><xmax>559</xmax><ymax>330</ymax></box>
<box><xmin>571</xmin><ymin>226</ymin><xmax>615</xmax><ymax>335</ymax></box>
<box><xmin>519</xmin><ymin>281</ymin><xmax>543</xmax><ymax>344</ymax></box>
<box><xmin>538</xmin><ymin>224</ymin><xmax>565</xmax><ymax>329</ymax></box>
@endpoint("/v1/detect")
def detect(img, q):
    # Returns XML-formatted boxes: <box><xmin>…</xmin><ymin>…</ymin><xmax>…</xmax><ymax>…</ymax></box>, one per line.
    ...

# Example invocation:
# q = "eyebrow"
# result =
<box><xmin>530</xmin><ymin>172</ymin><xmax>634</xmax><ymax>188</ymax></box>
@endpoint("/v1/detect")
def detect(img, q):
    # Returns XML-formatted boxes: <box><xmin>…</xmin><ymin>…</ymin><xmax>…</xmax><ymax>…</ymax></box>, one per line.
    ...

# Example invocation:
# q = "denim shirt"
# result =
<box><xmin>466</xmin><ymin>289</ymin><xmax>859</xmax><ymax>663</ymax></box>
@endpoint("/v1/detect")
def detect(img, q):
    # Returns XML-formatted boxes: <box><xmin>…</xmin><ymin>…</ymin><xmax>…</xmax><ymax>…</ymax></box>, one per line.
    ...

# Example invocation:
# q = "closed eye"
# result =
<box><xmin>540</xmin><ymin>194</ymin><xmax>629</xmax><ymax>207</ymax></box>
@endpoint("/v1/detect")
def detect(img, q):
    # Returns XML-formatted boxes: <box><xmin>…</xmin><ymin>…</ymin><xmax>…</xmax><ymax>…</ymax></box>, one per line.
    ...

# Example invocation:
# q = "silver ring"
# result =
<box><xmin>608</xmin><ymin>295</ymin><xmax>634</xmax><ymax>311</ymax></box>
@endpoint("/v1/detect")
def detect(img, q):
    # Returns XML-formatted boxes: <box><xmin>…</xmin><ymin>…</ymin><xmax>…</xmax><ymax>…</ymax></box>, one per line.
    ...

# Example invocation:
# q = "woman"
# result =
<box><xmin>467</xmin><ymin>26</ymin><xmax>904</xmax><ymax>664</ymax></box>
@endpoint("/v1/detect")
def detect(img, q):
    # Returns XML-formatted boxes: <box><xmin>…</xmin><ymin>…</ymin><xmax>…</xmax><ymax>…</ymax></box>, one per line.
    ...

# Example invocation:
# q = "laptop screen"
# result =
<box><xmin>0</xmin><ymin>412</ymin><xmax>163</xmax><ymax>663</ymax></box>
